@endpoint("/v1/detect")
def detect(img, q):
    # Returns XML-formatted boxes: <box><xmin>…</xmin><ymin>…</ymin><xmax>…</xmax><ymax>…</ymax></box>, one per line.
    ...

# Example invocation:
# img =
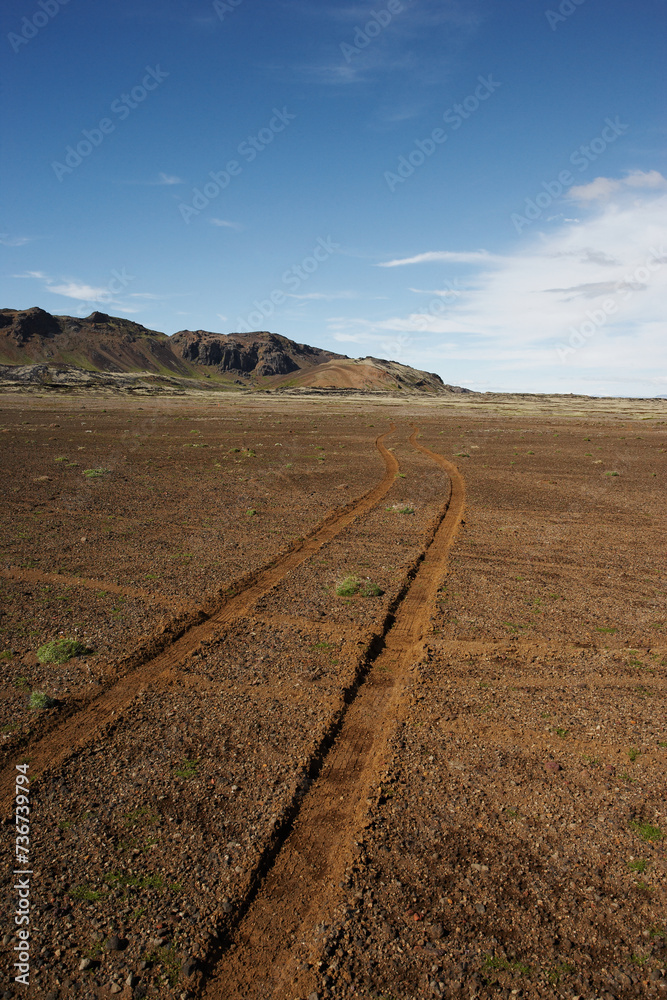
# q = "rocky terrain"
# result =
<box><xmin>0</xmin><ymin>392</ymin><xmax>665</xmax><ymax>1000</ymax></box>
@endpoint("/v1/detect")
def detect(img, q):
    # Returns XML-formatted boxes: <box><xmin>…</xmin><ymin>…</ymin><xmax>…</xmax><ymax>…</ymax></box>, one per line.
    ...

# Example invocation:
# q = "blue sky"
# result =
<box><xmin>2</xmin><ymin>0</ymin><xmax>666</xmax><ymax>394</ymax></box>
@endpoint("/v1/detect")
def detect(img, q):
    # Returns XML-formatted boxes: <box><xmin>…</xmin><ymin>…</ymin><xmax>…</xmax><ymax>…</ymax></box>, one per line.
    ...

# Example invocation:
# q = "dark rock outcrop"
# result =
<box><xmin>170</xmin><ymin>330</ymin><xmax>343</xmax><ymax>378</ymax></box>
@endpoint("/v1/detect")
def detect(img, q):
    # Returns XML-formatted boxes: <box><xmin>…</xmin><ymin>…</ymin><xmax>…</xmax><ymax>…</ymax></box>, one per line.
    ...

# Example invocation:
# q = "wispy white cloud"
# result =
<box><xmin>1</xmin><ymin>234</ymin><xmax>36</xmax><ymax>247</ymax></box>
<box><xmin>210</xmin><ymin>218</ymin><xmax>243</xmax><ymax>230</ymax></box>
<box><xmin>378</xmin><ymin>250</ymin><xmax>496</xmax><ymax>267</ymax></box>
<box><xmin>288</xmin><ymin>291</ymin><xmax>358</xmax><ymax>301</ymax></box>
<box><xmin>48</xmin><ymin>282</ymin><xmax>113</xmax><ymax>301</ymax></box>
<box><xmin>157</xmin><ymin>172</ymin><xmax>184</xmax><ymax>185</ymax></box>
<box><xmin>12</xmin><ymin>270</ymin><xmax>49</xmax><ymax>279</ymax></box>
<box><xmin>569</xmin><ymin>169</ymin><xmax>667</xmax><ymax>203</ymax></box>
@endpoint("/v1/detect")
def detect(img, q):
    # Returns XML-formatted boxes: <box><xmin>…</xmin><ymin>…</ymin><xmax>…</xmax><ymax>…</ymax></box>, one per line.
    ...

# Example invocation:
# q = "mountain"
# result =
<box><xmin>0</xmin><ymin>307</ymin><xmax>471</xmax><ymax>394</ymax></box>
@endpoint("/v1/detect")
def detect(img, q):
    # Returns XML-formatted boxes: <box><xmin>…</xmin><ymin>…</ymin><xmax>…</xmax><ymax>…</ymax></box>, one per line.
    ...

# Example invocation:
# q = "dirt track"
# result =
<box><xmin>201</xmin><ymin>428</ymin><xmax>465</xmax><ymax>999</ymax></box>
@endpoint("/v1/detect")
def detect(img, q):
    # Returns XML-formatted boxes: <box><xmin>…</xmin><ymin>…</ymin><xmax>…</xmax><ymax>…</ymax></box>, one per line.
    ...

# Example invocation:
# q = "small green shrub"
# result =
<box><xmin>336</xmin><ymin>575</ymin><xmax>360</xmax><ymax>597</ymax></box>
<box><xmin>630</xmin><ymin>820</ymin><xmax>663</xmax><ymax>842</ymax></box>
<box><xmin>29</xmin><ymin>691</ymin><xmax>57</xmax><ymax>710</ymax></box>
<box><xmin>335</xmin><ymin>576</ymin><xmax>383</xmax><ymax>598</ymax></box>
<box><xmin>82</xmin><ymin>468</ymin><xmax>109</xmax><ymax>479</ymax></box>
<box><xmin>37</xmin><ymin>639</ymin><xmax>89</xmax><ymax>664</ymax></box>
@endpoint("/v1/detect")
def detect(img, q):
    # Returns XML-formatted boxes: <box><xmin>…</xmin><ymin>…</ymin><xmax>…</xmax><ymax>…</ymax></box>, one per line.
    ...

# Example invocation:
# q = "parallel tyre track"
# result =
<box><xmin>0</xmin><ymin>427</ymin><xmax>399</xmax><ymax>815</ymax></box>
<box><xmin>199</xmin><ymin>427</ymin><xmax>465</xmax><ymax>1000</ymax></box>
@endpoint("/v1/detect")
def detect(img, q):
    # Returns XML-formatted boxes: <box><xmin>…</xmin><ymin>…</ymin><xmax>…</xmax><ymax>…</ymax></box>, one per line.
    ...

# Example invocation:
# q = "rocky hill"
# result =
<box><xmin>170</xmin><ymin>329</ymin><xmax>343</xmax><ymax>378</ymax></box>
<box><xmin>0</xmin><ymin>307</ymin><xmax>471</xmax><ymax>394</ymax></box>
<box><xmin>272</xmin><ymin>356</ymin><xmax>464</xmax><ymax>394</ymax></box>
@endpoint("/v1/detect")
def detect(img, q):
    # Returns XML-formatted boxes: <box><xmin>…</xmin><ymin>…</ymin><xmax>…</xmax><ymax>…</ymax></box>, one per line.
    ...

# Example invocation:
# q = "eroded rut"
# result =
<box><xmin>0</xmin><ymin>428</ymin><xmax>399</xmax><ymax>814</ymax></box>
<box><xmin>199</xmin><ymin>428</ymin><xmax>465</xmax><ymax>1000</ymax></box>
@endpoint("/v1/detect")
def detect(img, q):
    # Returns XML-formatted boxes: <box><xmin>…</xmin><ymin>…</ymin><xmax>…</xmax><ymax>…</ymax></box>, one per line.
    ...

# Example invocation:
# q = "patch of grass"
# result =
<box><xmin>547</xmin><ymin>962</ymin><xmax>574</xmax><ymax>984</ymax></box>
<box><xmin>84</xmin><ymin>939</ymin><xmax>104</xmax><ymax>961</ymax></box>
<box><xmin>37</xmin><ymin>638</ymin><xmax>89</xmax><ymax>664</ymax></box>
<box><xmin>71</xmin><ymin>885</ymin><xmax>107</xmax><ymax>902</ymax></box>
<box><xmin>630</xmin><ymin>954</ymin><xmax>649</xmax><ymax>966</ymax></box>
<box><xmin>555</xmin><ymin>727</ymin><xmax>569</xmax><ymax>738</ymax></box>
<box><xmin>82</xmin><ymin>468</ymin><xmax>109</xmax><ymax>479</ymax></box>
<box><xmin>245</xmin><ymin>508</ymin><xmax>257</xmax><ymax>517</ymax></box>
<box><xmin>605</xmin><ymin>470</ymin><xmax>620</xmax><ymax>477</ymax></box>
<box><xmin>124</xmin><ymin>807</ymin><xmax>159</xmax><ymax>828</ymax></box>
<box><xmin>29</xmin><ymin>690</ymin><xmax>57</xmax><ymax>710</ymax></box>
<box><xmin>335</xmin><ymin>575</ymin><xmax>383</xmax><ymax>598</ymax></box>
<box><xmin>336</xmin><ymin>575</ymin><xmax>360</xmax><ymax>597</ymax></box>
<box><xmin>1</xmin><ymin>722</ymin><xmax>19</xmax><ymax>734</ymax></box>
<box><xmin>628</xmin><ymin>747</ymin><xmax>641</xmax><ymax>762</ymax></box>
<box><xmin>13</xmin><ymin>676</ymin><xmax>31</xmax><ymax>692</ymax></box>
<box><xmin>629</xmin><ymin>820</ymin><xmax>663</xmax><ymax>842</ymax></box>
<box><xmin>503</xmin><ymin>621</ymin><xmax>525</xmax><ymax>633</ymax></box>
<box><xmin>483</xmin><ymin>955</ymin><xmax>531</xmax><ymax>976</ymax></box>
<box><xmin>1</xmin><ymin>649</ymin><xmax>14</xmax><ymax>660</ymax></box>
<box><xmin>596</xmin><ymin>626</ymin><xmax>618</xmax><ymax>634</ymax></box>
<box><xmin>144</xmin><ymin>944</ymin><xmax>180</xmax><ymax>987</ymax></box>
<box><xmin>173</xmin><ymin>759</ymin><xmax>199</xmax><ymax>779</ymax></box>
<box><xmin>628</xmin><ymin>859</ymin><xmax>648</xmax><ymax>873</ymax></box>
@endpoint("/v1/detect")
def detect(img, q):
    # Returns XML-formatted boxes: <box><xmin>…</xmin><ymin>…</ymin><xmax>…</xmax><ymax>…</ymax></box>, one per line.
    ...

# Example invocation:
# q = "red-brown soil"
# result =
<box><xmin>0</xmin><ymin>393</ymin><xmax>665</xmax><ymax>1000</ymax></box>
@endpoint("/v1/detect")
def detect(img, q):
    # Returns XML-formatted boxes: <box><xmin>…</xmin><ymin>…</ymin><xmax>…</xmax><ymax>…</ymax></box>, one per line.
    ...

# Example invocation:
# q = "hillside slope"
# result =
<box><xmin>271</xmin><ymin>356</ymin><xmax>468</xmax><ymax>394</ymax></box>
<box><xmin>0</xmin><ymin>308</ymin><xmax>193</xmax><ymax>376</ymax></box>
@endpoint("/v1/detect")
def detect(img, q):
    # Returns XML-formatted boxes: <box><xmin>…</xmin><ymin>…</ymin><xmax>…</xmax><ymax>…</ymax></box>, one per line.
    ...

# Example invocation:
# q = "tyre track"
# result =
<box><xmin>0</xmin><ymin>566</ymin><xmax>177</xmax><ymax>609</ymax></box>
<box><xmin>200</xmin><ymin>427</ymin><xmax>465</xmax><ymax>1000</ymax></box>
<box><xmin>0</xmin><ymin>427</ymin><xmax>399</xmax><ymax>814</ymax></box>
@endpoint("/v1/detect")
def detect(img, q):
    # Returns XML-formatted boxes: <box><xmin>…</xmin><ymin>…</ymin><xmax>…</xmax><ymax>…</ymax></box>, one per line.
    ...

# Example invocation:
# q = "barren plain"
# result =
<box><xmin>0</xmin><ymin>392</ymin><xmax>666</xmax><ymax>1000</ymax></box>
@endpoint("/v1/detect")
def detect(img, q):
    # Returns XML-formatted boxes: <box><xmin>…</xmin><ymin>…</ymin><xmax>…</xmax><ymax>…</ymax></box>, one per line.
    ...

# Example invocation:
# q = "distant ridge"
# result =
<box><xmin>0</xmin><ymin>307</ymin><xmax>472</xmax><ymax>395</ymax></box>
